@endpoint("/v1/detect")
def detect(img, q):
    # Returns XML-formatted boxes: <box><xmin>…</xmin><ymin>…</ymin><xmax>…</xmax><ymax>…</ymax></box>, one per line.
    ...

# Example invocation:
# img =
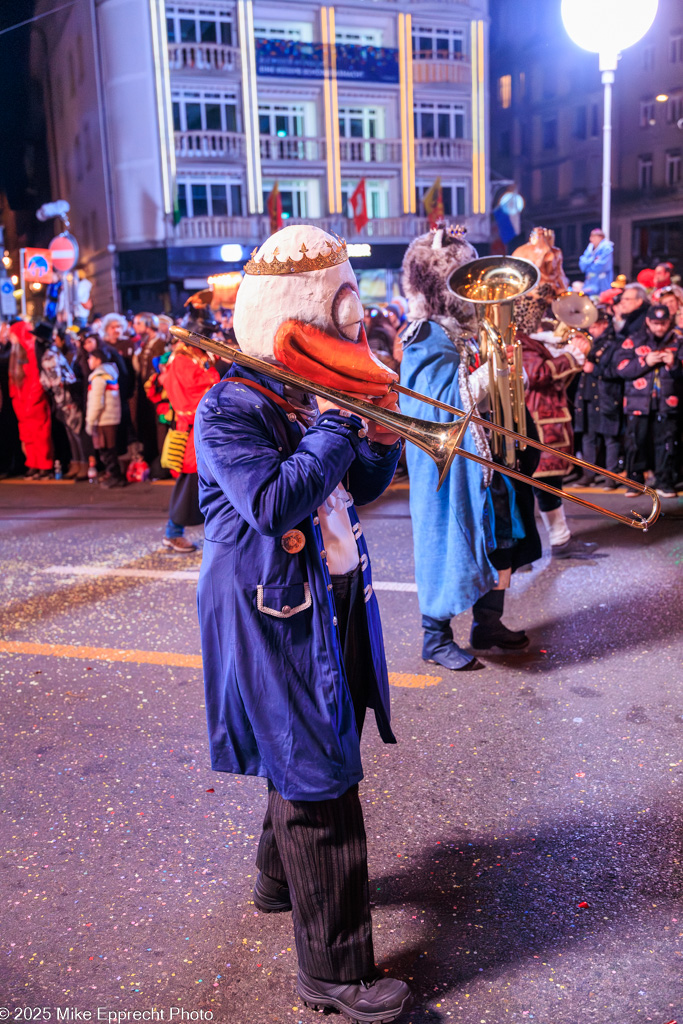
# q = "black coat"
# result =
<box><xmin>574</xmin><ymin>328</ymin><xmax>623</xmax><ymax>436</ymax></box>
<box><xmin>612</xmin><ymin>325</ymin><xmax>683</xmax><ymax>418</ymax></box>
<box><xmin>616</xmin><ymin>302</ymin><xmax>650</xmax><ymax>340</ymax></box>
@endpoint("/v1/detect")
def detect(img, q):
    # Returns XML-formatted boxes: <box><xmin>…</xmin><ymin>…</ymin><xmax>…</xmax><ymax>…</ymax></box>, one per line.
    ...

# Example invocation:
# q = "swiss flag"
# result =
<box><xmin>267</xmin><ymin>182</ymin><xmax>283</xmax><ymax>233</ymax></box>
<box><xmin>349</xmin><ymin>179</ymin><xmax>369</xmax><ymax>233</ymax></box>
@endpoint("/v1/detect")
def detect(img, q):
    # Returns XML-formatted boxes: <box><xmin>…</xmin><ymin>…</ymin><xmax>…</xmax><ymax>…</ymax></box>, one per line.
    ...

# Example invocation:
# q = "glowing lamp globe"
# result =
<box><xmin>561</xmin><ymin>0</ymin><xmax>658</xmax><ymax>68</ymax></box>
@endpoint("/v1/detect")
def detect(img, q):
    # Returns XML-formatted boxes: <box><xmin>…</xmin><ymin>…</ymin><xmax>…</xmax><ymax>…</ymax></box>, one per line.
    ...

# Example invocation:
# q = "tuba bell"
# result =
<box><xmin>551</xmin><ymin>290</ymin><xmax>598</xmax><ymax>348</ymax></box>
<box><xmin>447</xmin><ymin>256</ymin><xmax>540</xmax><ymax>465</ymax></box>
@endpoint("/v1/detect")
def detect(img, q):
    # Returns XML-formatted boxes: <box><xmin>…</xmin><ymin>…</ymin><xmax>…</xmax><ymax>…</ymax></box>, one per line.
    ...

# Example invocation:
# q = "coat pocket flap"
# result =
<box><xmin>257</xmin><ymin>583</ymin><xmax>312</xmax><ymax>619</ymax></box>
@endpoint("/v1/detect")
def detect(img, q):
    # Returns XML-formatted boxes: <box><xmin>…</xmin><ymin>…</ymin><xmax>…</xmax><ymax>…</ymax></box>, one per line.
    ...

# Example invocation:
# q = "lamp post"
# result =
<box><xmin>561</xmin><ymin>0</ymin><xmax>659</xmax><ymax>241</ymax></box>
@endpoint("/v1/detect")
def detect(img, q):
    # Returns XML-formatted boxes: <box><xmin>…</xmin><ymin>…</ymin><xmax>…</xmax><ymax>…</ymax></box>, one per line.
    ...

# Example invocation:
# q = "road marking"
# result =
<box><xmin>40</xmin><ymin>565</ymin><xmax>419</xmax><ymax>592</ymax></box>
<box><xmin>0</xmin><ymin>641</ymin><xmax>440</xmax><ymax>688</ymax></box>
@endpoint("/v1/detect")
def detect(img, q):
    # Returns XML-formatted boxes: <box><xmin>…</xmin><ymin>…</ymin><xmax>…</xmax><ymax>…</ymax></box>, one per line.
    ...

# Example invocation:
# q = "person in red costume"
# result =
<box><xmin>157</xmin><ymin>305</ymin><xmax>220</xmax><ymax>553</ymax></box>
<box><xmin>8</xmin><ymin>321</ymin><xmax>53</xmax><ymax>478</ymax></box>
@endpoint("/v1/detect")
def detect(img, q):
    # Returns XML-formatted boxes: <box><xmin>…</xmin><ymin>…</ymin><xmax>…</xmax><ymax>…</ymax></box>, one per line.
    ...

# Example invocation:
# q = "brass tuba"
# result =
<box><xmin>447</xmin><ymin>256</ymin><xmax>540</xmax><ymax>466</ymax></box>
<box><xmin>551</xmin><ymin>290</ymin><xmax>598</xmax><ymax>348</ymax></box>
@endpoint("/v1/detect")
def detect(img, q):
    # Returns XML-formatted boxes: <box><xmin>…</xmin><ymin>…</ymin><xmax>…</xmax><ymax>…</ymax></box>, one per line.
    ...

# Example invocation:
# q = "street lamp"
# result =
<box><xmin>561</xmin><ymin>0</ymin><xmax>659</xmax><ymax>240</ymax></box>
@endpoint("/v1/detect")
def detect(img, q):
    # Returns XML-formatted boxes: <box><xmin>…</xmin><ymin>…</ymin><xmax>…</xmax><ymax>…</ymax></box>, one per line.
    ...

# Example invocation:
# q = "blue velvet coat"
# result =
<box><xmin>194</xmin><ymin>366</ymin><xmax>400</xmax><ymax>801</ymax></box>
<box><xmin>400</xmin><ymin>321</ymin><xmax>497</xmax><ymax>620</ymax></box>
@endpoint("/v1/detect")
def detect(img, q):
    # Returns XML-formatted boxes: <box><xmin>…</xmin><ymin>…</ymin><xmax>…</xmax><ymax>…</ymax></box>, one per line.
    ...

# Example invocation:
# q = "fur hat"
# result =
<box><xmin>401</xmin><ymin>224</ymin><xmax>479</xmax><ymax>329</ymax></box>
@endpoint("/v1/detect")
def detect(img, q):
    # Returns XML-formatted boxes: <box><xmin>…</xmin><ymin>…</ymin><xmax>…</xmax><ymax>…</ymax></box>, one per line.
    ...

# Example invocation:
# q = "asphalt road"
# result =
<box><xmin>1</xmin><ymin>478</ymin><xmax>682</xmax><ymax>1024</ymax></box>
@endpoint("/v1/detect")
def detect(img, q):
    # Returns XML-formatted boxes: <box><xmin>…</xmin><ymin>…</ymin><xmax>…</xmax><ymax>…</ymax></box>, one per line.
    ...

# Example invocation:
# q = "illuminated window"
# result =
<box><xmin>498</xmin><ymin>75</ymin><xmax>512</xmax><ymax>109</ymax></box>
<box><xmin>640</xmin><ymin>101</ymin><xmax>655</xmax><ymax>127</ymax></box>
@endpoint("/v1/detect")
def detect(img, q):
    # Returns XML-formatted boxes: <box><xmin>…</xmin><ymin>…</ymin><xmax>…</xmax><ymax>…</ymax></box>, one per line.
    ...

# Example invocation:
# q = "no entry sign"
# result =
<box><xmin>49</xmin><ymin>232</ymin><xmax>79</xmax><ymax>273</ymax></box>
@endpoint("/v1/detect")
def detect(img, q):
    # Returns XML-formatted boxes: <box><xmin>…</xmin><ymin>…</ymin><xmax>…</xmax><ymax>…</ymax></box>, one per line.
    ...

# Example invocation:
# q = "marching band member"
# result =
<box><xmin>194</xmin><ymin>225</ymin><xmax>412</xmax><ymax>1023</ymax></box>
<box><xmin>400</xmin><ymin>225</ymin><xmax>541</xmax><ymax>671</ymax></box>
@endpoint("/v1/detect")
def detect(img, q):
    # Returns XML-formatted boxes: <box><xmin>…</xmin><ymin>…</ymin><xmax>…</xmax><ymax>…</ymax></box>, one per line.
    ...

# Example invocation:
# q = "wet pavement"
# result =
<box><xmin>1</xmin><ymin>478</ymin><xmax>682</xmax><ymax>1024</ymax></box>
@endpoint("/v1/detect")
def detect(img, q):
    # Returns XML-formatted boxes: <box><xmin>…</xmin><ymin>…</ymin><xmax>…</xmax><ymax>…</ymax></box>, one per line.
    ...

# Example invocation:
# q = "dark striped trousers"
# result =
<box><xmin>256</xmin><ymin>565</ymin><xmax>375</xmax><ymax>982</ymax></box>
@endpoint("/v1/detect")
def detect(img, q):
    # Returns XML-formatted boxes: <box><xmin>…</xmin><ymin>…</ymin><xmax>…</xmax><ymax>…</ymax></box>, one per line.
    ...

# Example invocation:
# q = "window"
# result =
<box><xmin>666</xmin><ymin>151</ymin><xmax>681</xmax><ymax>186</ymax></box>
<box><xmin>638</xmin><ymin>155</ymin><xmax>653</xmax><ymax>189</ymax></box>
<box><xmin>499</xmin><ymin>130</ymin><xmax>511</xmax><ymax>157</ymax></box>
<box><xmin>498</xmin><ymin>75</ymin><xmax>512</xmax><ymax>109</ymax></box>
<box><xmin>640</xmin><ymin>100</ymin><xmax>655</xmax><ymax>127</ymax></box>
<box><xmin>574</xmin><ymin>105</ymin><xmax>587</xmax><ymax>139</ymax></box>
<box><xmin>669</xmin><ymin>33</ymin><xmax>683</xmax><ymax>63</ymax></box>
<box><xmin>253</xmin><ymin>20</ymin><xmax>312</xmax><ymax>42</ymax></box>
<box><xmin>335</xmin><ymin>28</ymin><xmax>382</xmax><ymax>46</ymax></box>
<box><xmin>341</xmin><ymin>180</ymin><xmax>389</xmax><ymax>219</ymax></box>
<box><xmin>166</xmin><ymin>6</ymin><xmax>234</xmax><ymax>47</ymax></box>
<box><xmin>541</xmin><ymin>165</ymin><xmax>558</xmax><ymax>200</ymax></box>
<box><xmin>542</xmin><ymin>119</ymin><xmax>557</xmax><ymax>150</ymax></box>
<box><xmin>642</xmin><ymin>44</ymin><xmax>655</xmax><ymax>70</ymax></box>
<box><xmin>542</xmin><ymin>67</ymin><xmax>556</xmax><ymax>99</ymax></box>
<box><xmin>414</xmin><ymin>102</ymin><xmax>465</xmax><ymax>139</ymax></box>
<box><xmin>412</xmin><ymin>26</ymin><xmax>464</xmax><ymax>60</ymax></box>
<box><xmin>176</xmin><ymin>178</ymin><xmax>243</xmax><ymax>218</ymax></box>
<box><xmin>338</xmin><ymin>107</ymin><xmax>381</xmax><ymax>140</ymax></box>
<box><xmin>590</xmin><ymin>103</ymin><xmax>600</xmax><ymax>137</ymax></box>
<box><xmin>259</xmin><ymin>103</ymin><xmax>306</xmax><ymax>138</ymax></box>
<box><xmin>172</xmin><ymin>89</ymin><xmax>239</xmax><ymax>133</ymax></box>
<box><xmin>667</xmin><ymin>93</ymin><xmax>683</xmax><ymax>124</ymax></box>
<box><xmin>261</xmin><ymin>180</ymin><xmax>312</xmax><ymax>219</ymax></box>
<box><xmin>552</xmin><ymin>226</ymin><xmax>563</xmax><ymax>250</ymax></box>
<box><xmin>416</xmin><ymin>181</ymin><xmax>466</xmax><ymax>217</ymax></box>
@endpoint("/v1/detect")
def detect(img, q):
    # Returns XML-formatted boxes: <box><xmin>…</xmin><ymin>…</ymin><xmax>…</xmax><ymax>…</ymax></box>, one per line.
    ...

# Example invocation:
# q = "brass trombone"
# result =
<box><xmin>171</xmin><ymin>326</ymin><xmax>661</xmax><ymax>532</ymax></box>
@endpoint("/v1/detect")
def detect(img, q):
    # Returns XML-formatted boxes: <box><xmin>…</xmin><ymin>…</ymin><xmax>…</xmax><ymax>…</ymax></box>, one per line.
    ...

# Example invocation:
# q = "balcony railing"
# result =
<box><xmin>173</xmin><ymin>213</ymin><xmax>490</xmax><ymax>245</ymax></box>
<box><xmin>412</xmin><ymin>51</ymin><xmax>471</xmax><ymax>85</ymax></box>
<box><xmin>415</xmin><ymin>138</ymin><xmax>472</xmax><ymax>163</ymax></box>
<box><xmin>175</xmin><ymin>131</ymin><xmax>245</xmax><ymax>160</ymax></box>
<box><xmin>339</xmin><ymin>138</ymin><xmax>402</xmax><ymax>163</ymax></box>
<box><xmin>259</xmin><ymin>136</ymin><xmax>325</xmax><ymax>162</ymax></box>
<box><xmin>168</xmin><ymin>42</ymin><xmax>240</xmax><ymax>72</ymax></box>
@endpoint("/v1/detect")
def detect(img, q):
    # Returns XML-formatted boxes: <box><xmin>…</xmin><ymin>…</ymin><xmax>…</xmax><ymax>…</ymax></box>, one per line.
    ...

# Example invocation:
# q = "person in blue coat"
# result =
<box><xmin>579</xmin><ymin>229</ymin><xmax>615</xmax><ymax>297</ymax></box>
<box><xmin>194</xmin><ymin>224</ymin><xmax>412</xmax><ymax>1023</ymax></box>
<box><xmin>400</xmin><ymin>225</ymin><xmax>541</xmax><ymax>671</ymax></box>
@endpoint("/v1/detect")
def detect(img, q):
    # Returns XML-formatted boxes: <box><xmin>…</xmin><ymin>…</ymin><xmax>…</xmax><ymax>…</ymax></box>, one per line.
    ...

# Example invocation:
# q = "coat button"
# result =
<box><xmin>358</xmin><ymin>428</ymin><xmax>367</xmax><ymax>438</ymax></box>
<box><xmin>332</xmin><ymin>616</ymin><xmax>338</xmax><ymax>626</ymax></box>
<box><xmin>313</xmin><ymin>516</ymin><xmax>320</xmax><ymax>525</ymax></box>
<box><xmin>281</xmin><ymin>605</ymin><xmax>291</xmax><ymax>614</ymax></box>
<box><xmin>327</xmin><ymin>583</ymin><xmax>333</xmax><ymax>591</ymax></box>
<box><xmin>287</xmin><ymin>412</ymin><xmax>296</xmax><ymax>422</ymax></box>
<box><xmin>320</xmin><ymin>549</ymin><xmax>326</xmax><ymax>559</ymax></box>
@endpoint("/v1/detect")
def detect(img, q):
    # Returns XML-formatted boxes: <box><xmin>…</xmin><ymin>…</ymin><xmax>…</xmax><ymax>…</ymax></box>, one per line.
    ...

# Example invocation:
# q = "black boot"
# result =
<box><xmin>470</xmin><ymin>590</ymin><xmax>529</xmax><ymax>651</ymax></box>
<box><xmin>422</xmin><ymin>615</ymin><xmax>483</xmax><ymax>671</ymax></box>
<box><xmin>100</xmin><ymin>448</ymin><xmax>127</xmax><ymax>488</ymax></box>
<box><xmin>253</xmin><ymin>871</ymin><xmax>292</xmax><ymax>913</ymax></box>
<box><xmin>297</xmin><ymin>970</ymin><xmax>413</xmax><ymax>1023</ymax></box>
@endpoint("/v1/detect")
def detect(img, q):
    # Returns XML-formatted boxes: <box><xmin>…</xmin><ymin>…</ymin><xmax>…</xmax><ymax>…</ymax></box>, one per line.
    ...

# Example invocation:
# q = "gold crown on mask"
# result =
<box><xmin>529</xmin><ymin>226</ymin><xmax>556</xmax><ymax>246</ymax></box>
<box><xmin>244</xmin><ymin>236</ymin><xmax>349</xmax><ymax>276</ymax></box>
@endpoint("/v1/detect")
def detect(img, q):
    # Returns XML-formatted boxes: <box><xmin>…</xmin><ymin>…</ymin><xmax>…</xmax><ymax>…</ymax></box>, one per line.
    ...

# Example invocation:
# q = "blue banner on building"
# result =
<box><xmin>255</xmin><ymin>39</ymin><xmax>399</xmax><ymax>84</ymax></box>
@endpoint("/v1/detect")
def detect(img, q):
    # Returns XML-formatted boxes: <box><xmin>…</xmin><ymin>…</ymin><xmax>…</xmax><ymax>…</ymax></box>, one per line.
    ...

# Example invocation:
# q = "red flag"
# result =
<box><xmin>423</xmin><ymin>177</ymin><xmax>444</xmax><ymax>229</ymax></box>
<box><xmin>349</xmin><ymin>179</ymin><xmax>369</xmax><ymax>233</ymax></box>
<box><xmin>267</xmin><ymin>182</ymin><xmax>283</xmax><ymax>233</ymax></box>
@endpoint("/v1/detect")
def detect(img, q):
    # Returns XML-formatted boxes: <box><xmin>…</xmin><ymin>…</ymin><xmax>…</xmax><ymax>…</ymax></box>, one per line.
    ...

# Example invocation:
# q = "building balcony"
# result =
<box><xmin>175</xmin><ymin>131</ymin><xmax>246</xmax><ymax>160</ymax></box>
<box><xmin>259</xmin><ymin>135</ymin><xmax>326</xmax><ymax>163</ymax></box>
<box><xmin>339</xmin><ymin>139</ymin><xmax>402</xmax><ymax>164</ymax></box>
<box><xmin>172</xmin><ymin>213</ymin><xmax>490</xmax><ymax>246</ymax></box>
<box><xmin>412</xmin><ymin>51</ymin><xmax>471</xmax><ymax>86</ymax></box>
<box><xmin>168</xmin><ymin>42</ymin><xmax>240</xmax><ymax>73</ymax></box>
<box><xmin>415</xmin><ymin>138</ymin><xmax>472</xmax><ymax>164</ymax></box>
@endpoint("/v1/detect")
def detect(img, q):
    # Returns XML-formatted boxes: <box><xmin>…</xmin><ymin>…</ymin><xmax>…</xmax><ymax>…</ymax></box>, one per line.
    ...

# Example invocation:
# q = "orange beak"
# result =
<box><xmin>274</xmin><ymin>320</ymin><xmax>397</xmax><ymax>396</ymax></box>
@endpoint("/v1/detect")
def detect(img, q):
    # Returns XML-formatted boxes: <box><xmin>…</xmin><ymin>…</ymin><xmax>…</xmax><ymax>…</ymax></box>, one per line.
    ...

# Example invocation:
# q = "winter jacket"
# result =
<box><xmin>578</xmin><ymin>240</ymin><xmax>614</xmax><ymax>296</ymax></box>
<box><xmin>159</xmin><ymin>343</ymin><xmax>220</xmax><ymax>474</ymax></box>
<box><xmin>613</xmin><ymin>326</ymin><xmax>683</xmax><ymax>418</ymax></box>
<box><xmin>615</xmin><ymin>302</ymin><xmax>650</xmax><ymax>340</ymax></box>
<box><xmin>520</xmin><ymin>332</ymin><xmax>582</xmax><ymax>476</ymax></box>
<box><xmin>573</xmin><ymin>328</ymin><xmax>623</xmax><ymax>436</ymax></box>
<box><xmin>86</xmin><ymin>362</ymin><xmax>121</xmax><ymax>434</ymax></box>
<box><xmin>39</xmin><ymin>344</ymin><xmax>83</xmax><ymax>434</ymax></box>
<box><xmin>194</xmin><ymin>365</ymin><xmax>401</xmax><ymax>801</ymax></box>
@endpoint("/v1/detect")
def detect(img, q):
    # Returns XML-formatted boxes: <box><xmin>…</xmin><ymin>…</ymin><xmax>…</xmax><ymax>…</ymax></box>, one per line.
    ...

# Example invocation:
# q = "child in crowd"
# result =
<box><xmin>86</xmin><ymin>347</ymin><xmax>126</xmax><ymax>488</ymax></box>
